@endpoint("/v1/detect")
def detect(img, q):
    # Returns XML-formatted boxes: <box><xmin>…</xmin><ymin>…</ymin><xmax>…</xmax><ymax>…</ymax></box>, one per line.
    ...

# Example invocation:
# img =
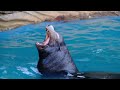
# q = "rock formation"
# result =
<box><xmin>0</xmin><ymin>11</ymin><xmax>120</xmax><ymax>31</ymax></box>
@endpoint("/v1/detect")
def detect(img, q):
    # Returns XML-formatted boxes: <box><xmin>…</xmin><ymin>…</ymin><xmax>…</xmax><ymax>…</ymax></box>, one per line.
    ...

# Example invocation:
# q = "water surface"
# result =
<box><xmin>0</xmin><ymin>16</ymin><xmax>120</xmax><ymax>79</ymax></box>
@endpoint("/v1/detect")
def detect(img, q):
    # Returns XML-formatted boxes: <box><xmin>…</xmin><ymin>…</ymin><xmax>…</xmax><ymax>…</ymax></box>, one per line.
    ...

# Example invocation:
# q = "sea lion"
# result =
<box><xmin>35</xmin><ymin>25</ymin><xmax>79</xmax><ymax>77</ymax></box>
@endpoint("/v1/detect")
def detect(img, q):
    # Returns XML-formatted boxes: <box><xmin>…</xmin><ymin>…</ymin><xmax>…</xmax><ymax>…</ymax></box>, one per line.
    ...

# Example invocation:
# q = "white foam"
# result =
<box><xmin>77</xmin><ymin>76</ymin><xmax>85</xmax><ymax>78</ymax></box>
<box><xmin>17</xmin><ymin>66</ymin><xmax>34</xmax><ymax>76</ymax></box>
<box><xmin>96</xmin><ymin>49</ymin><xmax>103</xmax><ymax>53</ymax></box>
<box><xmin>92</xmin><ymin>48</ymin><xmax>103</xmax><ymax>54</ymax></box>
<box><xmin>30</xmin><ymin>67</ymin><xmax>41</xmax><ymax>75</ymax></box>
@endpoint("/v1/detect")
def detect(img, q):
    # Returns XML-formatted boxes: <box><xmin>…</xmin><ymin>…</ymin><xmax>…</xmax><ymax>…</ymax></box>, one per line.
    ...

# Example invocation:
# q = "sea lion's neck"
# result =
<box><xmin>38</xmin><ymin>50</ymin><xmax>49</xmax><ymax>59</ymax></box>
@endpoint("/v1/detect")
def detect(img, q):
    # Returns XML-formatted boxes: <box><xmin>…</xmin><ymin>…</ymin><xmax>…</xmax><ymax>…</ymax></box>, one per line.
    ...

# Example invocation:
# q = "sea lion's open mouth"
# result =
<box><xmin>36</xmin><ymin>25</ymin><xmax>60</xmax><ymax>49</ymax></box>
<box><xmin>43</xmin><ymin>28</ymin><xmax>50</xmax><ymax>45</ymax></box>
<box><xmin>36</xmin><ymin>29</ymin><xmax>50</xmax><ymax>47</ymax></box>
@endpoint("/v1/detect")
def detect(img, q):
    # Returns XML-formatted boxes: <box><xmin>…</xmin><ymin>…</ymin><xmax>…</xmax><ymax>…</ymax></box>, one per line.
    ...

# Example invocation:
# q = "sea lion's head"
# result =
<box><xmin>36</xmin><ymin>25</ymin><xmax>78</xmax><ymax>76</ymax></box>
<box><xmin>36</xmin><ymin>25</ymin><xmax>64</xmax><ymax>58</ymax></box>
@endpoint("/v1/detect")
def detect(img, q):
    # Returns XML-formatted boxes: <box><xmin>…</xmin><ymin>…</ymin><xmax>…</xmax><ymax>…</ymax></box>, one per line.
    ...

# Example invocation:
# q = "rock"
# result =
<box><xmin>0</xmin><ymin>11</ymin><xmax>120</xmax><ymax>31</ymax></box>
<box><xmin>0</xmin><ymin>11</ymin><xmax>20</xmax><ymax>15</ymax></box>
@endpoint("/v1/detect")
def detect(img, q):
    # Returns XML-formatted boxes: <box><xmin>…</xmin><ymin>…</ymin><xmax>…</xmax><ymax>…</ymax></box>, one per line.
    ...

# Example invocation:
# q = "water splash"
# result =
<box><xmin>16</xmin><ymin>66</ymin><xmax>35</xmax><ymax>76</ymax></box>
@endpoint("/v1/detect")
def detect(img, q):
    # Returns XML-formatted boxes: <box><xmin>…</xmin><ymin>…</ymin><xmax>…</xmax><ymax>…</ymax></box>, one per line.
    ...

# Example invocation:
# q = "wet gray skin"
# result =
<box><xmin>35</xmin><ymin>25</ymin><xmax>79</xmax><ymax>77</ymax></box>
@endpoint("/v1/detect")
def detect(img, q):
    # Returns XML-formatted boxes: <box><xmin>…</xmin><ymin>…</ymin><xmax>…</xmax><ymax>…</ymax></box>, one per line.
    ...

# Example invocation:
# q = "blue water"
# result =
<box><xmin>0</xmin><ymin>16</ymin><xmax>120</xmax><ymax>79</ymax></box>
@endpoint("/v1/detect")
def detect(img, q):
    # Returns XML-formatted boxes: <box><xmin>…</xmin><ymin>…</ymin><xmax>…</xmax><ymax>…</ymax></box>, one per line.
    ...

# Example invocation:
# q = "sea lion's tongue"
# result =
<box><xmin>36</xmin><ymin>42</ymin><xmax>42</xmax><ymax>45</ymax></box>
<box><xmin>43</xmin><ymin>36</ymin><xmax>50</xmax><ymax>45</ymax></box>
<box><xmin>36</xmin><ymin>31</ymin><xmax>50</xmax><ymax>46</ymax></box>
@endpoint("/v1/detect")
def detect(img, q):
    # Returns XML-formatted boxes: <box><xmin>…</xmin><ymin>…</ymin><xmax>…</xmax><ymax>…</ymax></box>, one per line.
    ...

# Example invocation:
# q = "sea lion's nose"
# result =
<box><xmin>46</xmin><ymin>25</ymin><xmax>51</xmax><ymax>30</ymax></box>
<box><xmin>46</xmin><ymin>25</ymin><xmax>54</xmax><ymax>32</ymax></box>
<box><xmin>46</xmin><ymin>25</ymin><xmax>50</xmax><ymax>31</ymax></box>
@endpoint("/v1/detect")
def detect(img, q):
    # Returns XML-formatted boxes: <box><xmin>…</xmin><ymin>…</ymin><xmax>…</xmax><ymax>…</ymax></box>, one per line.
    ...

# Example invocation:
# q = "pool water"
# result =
<box><xmin>0</xmin><ymin>16</ymin><xmax>120</xmax><ymax>79</ymax></box>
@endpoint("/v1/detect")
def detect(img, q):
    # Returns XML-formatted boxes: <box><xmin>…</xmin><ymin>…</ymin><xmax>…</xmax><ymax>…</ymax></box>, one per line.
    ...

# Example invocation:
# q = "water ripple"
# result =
<box><xmin>16</xmin><ymin>66</ymin><xmax>35</xmax><ymax>76</ymax></box>
<box><xmin>1</xmin><ymin>16</ymin><xmax>120</xmax><ymax>78</ymax></box>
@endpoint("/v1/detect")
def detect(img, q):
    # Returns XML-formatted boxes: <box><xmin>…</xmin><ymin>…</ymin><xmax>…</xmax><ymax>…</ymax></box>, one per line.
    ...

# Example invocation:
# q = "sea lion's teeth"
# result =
<box><xmin>36</xmin><ymin>42</ymin><xmax>39</xmax><ymax>44</ymax></box>
<box><xmin>36</xmin><ymin>42</ymin><xmax>42</xmax><ymax>45</ymax></box>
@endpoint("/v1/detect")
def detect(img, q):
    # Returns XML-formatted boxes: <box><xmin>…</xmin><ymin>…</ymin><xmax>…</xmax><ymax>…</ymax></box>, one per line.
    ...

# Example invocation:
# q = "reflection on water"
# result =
<box><xmin>0</xmin><ymin>16</ymin><xmax>120</xmax><ymax>79</ymax></box>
